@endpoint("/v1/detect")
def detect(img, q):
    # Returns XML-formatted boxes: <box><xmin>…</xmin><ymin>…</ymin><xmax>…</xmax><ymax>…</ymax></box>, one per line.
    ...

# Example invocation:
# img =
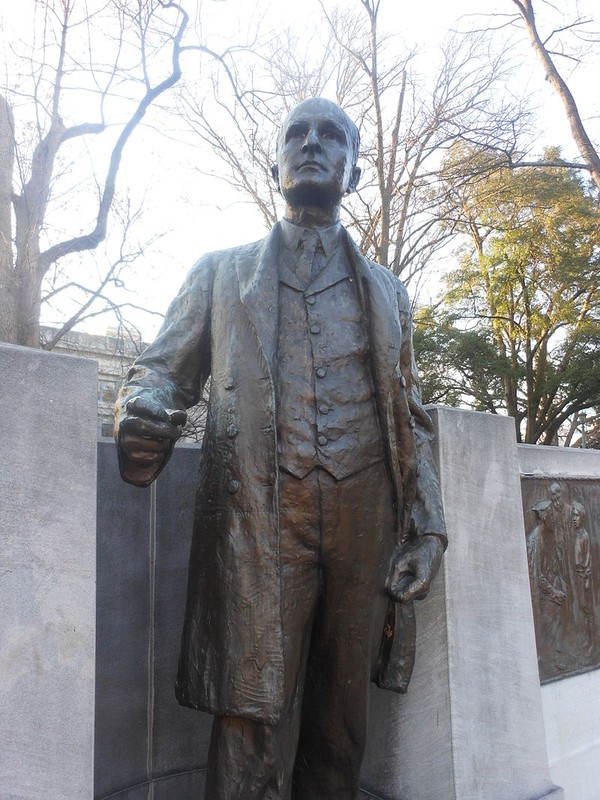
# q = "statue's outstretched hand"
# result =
<box><xmin>118</xmin><ymin>396</ymin><xmax>187</xmax><ymax>486</ymax></box>
<box><xmin>386</xmin><ymin>535</ymin><xmax>444</xmax><ymax>604</ymax></box>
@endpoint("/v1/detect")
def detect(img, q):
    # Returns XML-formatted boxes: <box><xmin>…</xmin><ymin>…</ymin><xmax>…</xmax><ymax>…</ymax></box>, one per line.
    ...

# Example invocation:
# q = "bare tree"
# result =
<box><xmin>322</xmin><ymin>1</ymin><xmax>527</xmax><ymax>282</ymax></box>
<box><xmin>0</xmin><ymin>0</ymin><xmax>240</xmax><ymax>349</ymax></box>
<box><xmin>478</xmin><ymin>1</ymin><xmax>600</xmax><ymax>188</ymax></box>
<box><xmin>179</xmin><ymin>0</ymin><xmax>528</xmax><ymax>288</ymax></box>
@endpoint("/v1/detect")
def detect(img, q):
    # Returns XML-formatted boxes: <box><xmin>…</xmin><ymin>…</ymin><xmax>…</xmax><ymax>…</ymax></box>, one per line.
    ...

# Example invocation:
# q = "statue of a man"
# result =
<box><xmin>116</xmin><ymin>97</ymin><xmax>446</xmax><ymax>799</ymax></box>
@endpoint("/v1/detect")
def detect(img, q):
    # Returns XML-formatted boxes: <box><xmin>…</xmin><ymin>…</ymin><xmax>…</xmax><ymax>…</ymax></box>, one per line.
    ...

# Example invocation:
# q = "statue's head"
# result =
<box><xmin>549</xmin><ymin>482</ymin><xmax>563</xmax><ymax>509</ymax></box>
<box><xmin>571</xmin><ymin>501</ymin><xmax>585</xmax><ymax>529</ymax></box>
<box><xmin>271</xmin><ymin>97</ymin><xmax>361</xmax><ymax>213</ymax></box>
<box><xmin>532</xmin><ymin>499</ymin><xmax>552</xmax><ymax>530</ymax></box>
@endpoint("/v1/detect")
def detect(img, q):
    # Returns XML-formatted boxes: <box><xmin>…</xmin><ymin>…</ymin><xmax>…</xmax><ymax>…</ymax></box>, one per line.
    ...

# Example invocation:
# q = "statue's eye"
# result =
<box><xmin>286</xmin><ymin>125</ymin><xmax>306</xmax><ymax>141</ymax></box>
<box><xmin>321</xmin><ymin>127</ymin><xmax>343</xmax><ymax>142</ymax></box>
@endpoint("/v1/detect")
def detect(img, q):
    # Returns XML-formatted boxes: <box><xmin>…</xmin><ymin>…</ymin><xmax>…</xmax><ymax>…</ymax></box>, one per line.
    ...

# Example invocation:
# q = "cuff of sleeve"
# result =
<box><xmin>422</xmin><ymin>531</ymin><xmax>448</xmax><ymax>551</ymax></box>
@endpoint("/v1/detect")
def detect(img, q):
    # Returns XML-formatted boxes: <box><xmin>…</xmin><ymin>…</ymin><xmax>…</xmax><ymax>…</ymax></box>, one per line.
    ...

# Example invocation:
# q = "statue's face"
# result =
<box><xmin>572</xmin><ymin>506</ymin><xmax>583</xmax><ymax>529</ymax></box>
<box><xmin>538</xmin><ymin>504</ymin><xmax>554</xmax><ymax>531</ymax></box>
<box><xmin>274</xmin><ymin>98</ymin><xmax>360</xmax><ymax>210</ymax></box>
<box><xmin>550</xmin><ymin>484</ymin><xmax>562</xmax><ymax>508</ymax></box>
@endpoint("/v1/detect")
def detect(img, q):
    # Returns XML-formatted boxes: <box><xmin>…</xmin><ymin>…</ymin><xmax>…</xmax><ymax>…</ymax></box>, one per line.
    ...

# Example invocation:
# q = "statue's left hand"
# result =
<box><xmin>386</xmin><ymin>535</ymin><xmax>444</xmax><ymax>604</ymax></box>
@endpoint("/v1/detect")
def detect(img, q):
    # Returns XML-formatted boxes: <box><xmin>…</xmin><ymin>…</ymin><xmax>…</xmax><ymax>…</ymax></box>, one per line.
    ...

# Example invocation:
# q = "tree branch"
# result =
<box><xmin>38</xmin><ymin>2</ymin><xmax>189</xmax><ymax>272</ymax></box>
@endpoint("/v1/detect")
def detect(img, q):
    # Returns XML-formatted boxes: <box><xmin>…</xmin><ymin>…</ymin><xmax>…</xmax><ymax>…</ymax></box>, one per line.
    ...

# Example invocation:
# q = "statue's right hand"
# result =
<box><xmin>119</xmin><ymin>396</ymin><xmax>187</xmax><ymax>468</ymax></box>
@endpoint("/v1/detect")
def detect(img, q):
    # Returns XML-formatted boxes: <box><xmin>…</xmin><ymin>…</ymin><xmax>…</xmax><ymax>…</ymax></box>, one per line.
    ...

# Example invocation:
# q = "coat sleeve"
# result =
<box><xmin>396</xmin><ymin>282</ymin><xmax>447</xmax><ymax>548</ymax></box>
<box><xmin>374</xmin><ymin>279</ymin><xmax>447</xmax><ymax>695</ymax></box>
<box><xmin>114</xmin><ymin>255</ymin><xmax>215</xmax><ymax>485</ymax></box>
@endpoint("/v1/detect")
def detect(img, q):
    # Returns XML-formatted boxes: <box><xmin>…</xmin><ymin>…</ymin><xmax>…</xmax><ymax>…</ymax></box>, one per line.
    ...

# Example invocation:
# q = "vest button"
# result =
<box><xmin>317</xmin><ymin>435</ymin><xmax>328</xmax><ymax>446</ymax></box>
<box><xmin>316</xmin><ymin>366</ymin><xmax>327</xmax><ymax>378</ymax></box>
<box><xmin>227</xmin><ymin>479</ymin><xmax>241</xmax><ymax>494</ymax></box>
<box><xmin>305</xmin><ymin>295</ymin><xmax>316</xmax><ymax>305</ymax></box>
<box><xmin>310</xmin><ymin>324</ymin><xmax>321</xmax><ymax>335</ymax></box>
<box><xmin>227</xmin><ymin>424</ymin><xmax>239</xmax><ymax>438</ymax></box>
<box><xmin>224</xmin><ymin>377</ymin><xmax>235</xmax><ymax>390</ymax></box>
<box><xmin>399</xmin><ymin>375</ymin><xmax>407</xmax><ymax>388</ymax></box>
<box><xmin>318</xmin><ymin>404</ymin><xmax>330</xmax><ymax>414</ymax></box>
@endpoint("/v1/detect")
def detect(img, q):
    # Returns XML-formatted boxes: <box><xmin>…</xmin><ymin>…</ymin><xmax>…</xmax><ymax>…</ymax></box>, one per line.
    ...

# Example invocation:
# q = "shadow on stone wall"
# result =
<box><xmin>95</xmin><ymin>441</ymin><xmax>211</xmax><ymax>800</ymax></box>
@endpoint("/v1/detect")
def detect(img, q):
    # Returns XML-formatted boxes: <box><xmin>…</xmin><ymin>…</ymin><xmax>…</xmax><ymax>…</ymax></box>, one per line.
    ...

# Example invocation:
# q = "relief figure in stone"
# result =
<box><xmin>524</xmin><ymin>478</ymin><xmax>600</xmax><ymax>680</ymax></box>
<box><xmin>527</xmin><ymin>499</ymin><xmax>568</xmax><ymax>674</ymax></box>
<box><xmin>572</xmin><ymin>501</ymin><xmax>595</xmax><ymax>657</ymax></box>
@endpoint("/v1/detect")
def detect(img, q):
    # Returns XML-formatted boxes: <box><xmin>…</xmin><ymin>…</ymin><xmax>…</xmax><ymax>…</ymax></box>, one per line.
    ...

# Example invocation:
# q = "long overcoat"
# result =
<box><xmin>116</xmin><ymin>222</ymin><xmax>446</xmax><ymax>725</ymax></box>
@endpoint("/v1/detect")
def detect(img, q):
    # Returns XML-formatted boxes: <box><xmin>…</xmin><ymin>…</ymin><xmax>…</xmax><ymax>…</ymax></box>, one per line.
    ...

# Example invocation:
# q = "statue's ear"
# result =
<box><xmin>346</xmin><ymin>166</ymin><xmax>361</xmax><ymax>194</ymax></box>
<box><xmin>271</xmin><ymin>164</ymin><xmax>280</xmax><ymax>192</ymax></box>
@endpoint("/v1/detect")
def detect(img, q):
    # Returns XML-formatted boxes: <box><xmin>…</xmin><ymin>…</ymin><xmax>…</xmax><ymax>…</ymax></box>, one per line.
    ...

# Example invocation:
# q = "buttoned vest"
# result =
<box><xmin>276</xmin><ymin>240</ymin><xmax>384</xmax><ymax>480</ymax></box>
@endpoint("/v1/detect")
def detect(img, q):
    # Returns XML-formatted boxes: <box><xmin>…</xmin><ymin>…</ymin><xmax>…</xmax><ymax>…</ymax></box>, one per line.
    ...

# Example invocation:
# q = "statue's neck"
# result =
<box><xmin>284</xmin><ymin>204</ymin><xmax>340</xmax><ymax>229</ymax></box>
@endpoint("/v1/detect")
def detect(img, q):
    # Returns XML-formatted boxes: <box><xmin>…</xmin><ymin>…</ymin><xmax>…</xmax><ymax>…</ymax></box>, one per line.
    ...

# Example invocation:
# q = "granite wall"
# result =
<box><xmin>1</xmin><ymin>344</ymin><xmax>97</xmax><ymax>800</ymax></box>
<box><xmin>95</xmin><ymin>440</ymin><xmax>211</xmax><ymax>799</ymax></box>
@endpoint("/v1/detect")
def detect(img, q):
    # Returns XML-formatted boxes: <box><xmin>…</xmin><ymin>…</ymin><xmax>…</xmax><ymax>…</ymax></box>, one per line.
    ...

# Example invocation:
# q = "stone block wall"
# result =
<box><xmin>0</xmin><ymin>344</ymin><xmax>97</xmax><ymax>800</ymax></box>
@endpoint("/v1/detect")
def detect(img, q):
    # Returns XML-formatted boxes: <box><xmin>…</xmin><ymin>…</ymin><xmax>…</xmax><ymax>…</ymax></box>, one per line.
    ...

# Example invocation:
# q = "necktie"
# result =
<box><xmin>295</xmin><ymin>231</ymin><xmax>320</xmax><ymax>286</ymax></box>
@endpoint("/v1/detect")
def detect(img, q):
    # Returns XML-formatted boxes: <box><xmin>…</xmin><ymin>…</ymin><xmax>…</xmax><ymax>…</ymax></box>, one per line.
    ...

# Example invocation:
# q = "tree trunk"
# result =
<box><xmin>0</xmin><ymin>95</ymin><xmax>19</xmax><ymax>344</ymax></box>
<box><xmin>0</xmin><ymin>269</ymin><xmax>42</xmax><ymax>347</ymax></box>
<box><xmin>514</xmin><ymin>0</ymin><xmax>600</xmax><ymax>193</ymax></box>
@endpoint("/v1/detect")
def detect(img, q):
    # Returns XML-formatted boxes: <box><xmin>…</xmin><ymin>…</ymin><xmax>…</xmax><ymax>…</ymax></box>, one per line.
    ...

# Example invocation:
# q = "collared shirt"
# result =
<box><xmin>279</xmin><ymin>217</ymin><xmax>343</xmax><ymax>261</ymax></box>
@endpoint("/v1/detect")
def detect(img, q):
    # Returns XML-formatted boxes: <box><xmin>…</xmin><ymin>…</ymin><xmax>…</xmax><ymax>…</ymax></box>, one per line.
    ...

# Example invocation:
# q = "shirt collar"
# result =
<box><xmin>279</xmin><ymin>218</ymin><xmax>343</xmax><ymax>259</ymax></box>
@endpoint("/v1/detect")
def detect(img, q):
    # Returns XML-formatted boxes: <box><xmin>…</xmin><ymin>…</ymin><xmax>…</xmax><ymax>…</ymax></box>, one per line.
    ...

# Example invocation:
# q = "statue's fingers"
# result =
<box><xmin>396</xmin><ymin>574</ymin><xmax>431</xmax><ymax>604</ymax></box>
<box><xmin>120</xmin><ymin>414</ymin><xmax>180</xmax><ymax>441</ymax></box>
<box><xmin>387</xmin><ymin>571</ymin><xmax>416</xmax><ymax>602</ymax></box>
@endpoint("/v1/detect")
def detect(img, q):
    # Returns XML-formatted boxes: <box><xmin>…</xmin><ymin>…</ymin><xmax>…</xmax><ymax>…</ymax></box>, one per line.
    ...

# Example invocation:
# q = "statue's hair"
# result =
<box><xmin>572</xmin><ymin>500</ymin><xmax>585</xmax><ymax>519</ymax></box>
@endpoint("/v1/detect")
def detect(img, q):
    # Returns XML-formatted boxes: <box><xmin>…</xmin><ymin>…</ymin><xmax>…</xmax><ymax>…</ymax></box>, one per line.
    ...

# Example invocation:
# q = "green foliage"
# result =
<box><xmin>416</xmin><ymin>146</ymin><xmax>600</xmax><ymax>443</ymax></box>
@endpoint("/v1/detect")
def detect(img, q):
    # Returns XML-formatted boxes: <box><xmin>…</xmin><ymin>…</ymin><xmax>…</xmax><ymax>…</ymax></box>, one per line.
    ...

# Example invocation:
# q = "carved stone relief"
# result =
<box><xmin>521</xmin><ymin>478</ymin><xmax>600</xmax><ymax>682</ymax></box>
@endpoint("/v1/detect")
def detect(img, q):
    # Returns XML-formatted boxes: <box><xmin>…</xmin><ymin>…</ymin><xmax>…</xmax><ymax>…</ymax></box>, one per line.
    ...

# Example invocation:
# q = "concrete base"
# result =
<box><xmin>0</xmin><ymin>344</ymin><xmax>97</xmax><ymax>799</ymax></box>
<box><xmin>542</xmin><ymin>671</ymin><xmax>600</xmax><ymax>800</ymax></box>
<box><xmin>361</xmin><ymin>407</ymin><xmax>563</xmax><ymax>800</ymax></box>
<box><xmin>1</xmin><ymin>355</ymin><xmax>568</xmax><ymax>800</ymax></box>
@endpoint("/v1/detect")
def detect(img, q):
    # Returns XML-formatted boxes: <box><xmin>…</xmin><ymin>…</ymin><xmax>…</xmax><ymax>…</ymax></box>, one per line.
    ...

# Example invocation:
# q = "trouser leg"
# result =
<box><xmin>205</xmin><ymin>463</ymin><xmax>393</xmax><ymax>800</ymax></box>
<box><xmin>292</xmin><ymin>464</ymin><xmax>394</xmax><ymax>800</ymax></box>
<box><xmin>205</xmin><ymin>470</ymin><xmax>322</xmax><ymax>800</ymax></box>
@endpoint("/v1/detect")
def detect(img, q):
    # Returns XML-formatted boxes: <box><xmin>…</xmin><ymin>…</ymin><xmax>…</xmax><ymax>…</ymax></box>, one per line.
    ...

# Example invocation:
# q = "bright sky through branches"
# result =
<box><xmin>1</xmin><ymin>0</ymin><xmax>598</xmax><ymax>341</ymax></box>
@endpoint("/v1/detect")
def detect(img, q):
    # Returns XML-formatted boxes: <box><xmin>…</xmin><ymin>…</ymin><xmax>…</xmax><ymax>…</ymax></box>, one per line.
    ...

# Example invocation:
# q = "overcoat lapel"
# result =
<box><xmin>235</xmin><ymin>224</ymin><xmax>282</xmax><ymax>382</ymax></box>
<box><xmin>344</xmin><ymin>232</ymin><xmax>401</xmax><ymax>396</ymax></box>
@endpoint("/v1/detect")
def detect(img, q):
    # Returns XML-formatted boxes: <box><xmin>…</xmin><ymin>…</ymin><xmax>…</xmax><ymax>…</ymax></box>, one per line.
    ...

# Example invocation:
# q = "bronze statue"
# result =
<box><xmin>115</xmin><ymin>98</ymin><xmax>446</xmax><ymax>799</ymax></box>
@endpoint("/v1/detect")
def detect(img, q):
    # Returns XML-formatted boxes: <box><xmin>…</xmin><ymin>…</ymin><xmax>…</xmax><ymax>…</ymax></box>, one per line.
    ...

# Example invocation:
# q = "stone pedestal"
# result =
<box><xmin>361</xmin><ymin>407</ymin><xmax>563</xmax><ymax>800</ymax></box>
<box><xmin>0</xmin><ymin>353</ymin><xmax>566</xmax><ymax>800</ymax></box>
<box><xmin>0</xmin><ymin>344</ymin><xmax>97</xmax><ymax>800</ymax></box>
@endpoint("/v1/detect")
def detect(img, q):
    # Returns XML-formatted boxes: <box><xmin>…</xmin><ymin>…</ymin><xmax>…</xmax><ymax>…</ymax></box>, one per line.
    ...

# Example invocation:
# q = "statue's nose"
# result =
<box><xmin>302</xmin><ymin>129</ymin><xmax>321</xmax><ymax>152</ymax></box>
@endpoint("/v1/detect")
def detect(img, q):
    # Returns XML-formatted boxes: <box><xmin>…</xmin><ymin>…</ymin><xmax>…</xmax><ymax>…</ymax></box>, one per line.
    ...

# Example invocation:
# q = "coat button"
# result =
<box><xmin>227</xmin><ymin>424</ymin><xmax>239</xmax><ymax>438</ymax></box>
<box><xmin>305</xmin><ymin>295</ymin><xmax>316</xmax><ymax>305</ymax></box>
<box><xmin>318</xmin><ymin>404</ymin><xmax>330</xmax><ymax>414</ymax></box>
<box><xmin>310</xmin><ymin>324</ymin><xmax>321</xmax><ymax>335</ymax></box>
<box><xmin>399</xmin><ymin>375</ymin><xmax>407</xmax><ymax>388</ymax></box>
<box><xmin>224</xmin><ymin>377</ymin><xmax>235</xmax><ymax>390</ymax></box>
<box><xmin>408</xmin><ymin>415</ymin><xmax>416</xmax><ymax>429</ymax></box>
<box><xmin>317</xmin><ymin>435</ymin><xmax>328</xmax><ymax>446</ymax></box>
<box><xmin>316</xmin><ymin>366</ymin><xmax>327</xmax><ymax>378</ymax></box>
<box><xmin>227</xmin><ymin>479</ymin><xmax>241</xmax><ymax>494</ymax></box>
